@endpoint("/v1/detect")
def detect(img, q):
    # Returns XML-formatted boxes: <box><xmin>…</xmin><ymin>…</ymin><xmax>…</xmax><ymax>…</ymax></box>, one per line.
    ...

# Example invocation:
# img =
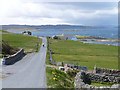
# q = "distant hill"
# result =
<box><xmin>2</xmin><ymin>25</ymin><xmax>95</xmax><ymax>30</ymax></box>
<box><xmin>2</xmin><ymin>25</ymin><xmax>34</xmax><ymax>30</ymax></box>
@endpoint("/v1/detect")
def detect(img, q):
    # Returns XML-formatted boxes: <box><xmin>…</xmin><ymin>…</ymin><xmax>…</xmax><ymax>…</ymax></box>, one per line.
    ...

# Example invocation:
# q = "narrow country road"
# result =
<box><xmin>2</xmin><ymin>37</ymin><xmax>47</xmax><ymax>88</ymax></box>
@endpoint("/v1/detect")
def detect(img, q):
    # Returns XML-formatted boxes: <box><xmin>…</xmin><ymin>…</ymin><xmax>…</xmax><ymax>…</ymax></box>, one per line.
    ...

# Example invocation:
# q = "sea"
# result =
<box><xmin>32</xmin><ymin>27</ymin><xmax>118</xmax><ymax>39</ymax></box>
<box><xmin>7</xmin><ymin>26</ymin><xmax>119</xmax><ymax>46</ymax></box>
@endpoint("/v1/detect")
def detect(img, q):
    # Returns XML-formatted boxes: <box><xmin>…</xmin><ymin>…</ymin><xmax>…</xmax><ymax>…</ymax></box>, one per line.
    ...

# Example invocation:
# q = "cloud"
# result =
<box><xmin>0</xmin><ymin>0</ymin><xmax>118</xmax><ymax>25</ymax></box>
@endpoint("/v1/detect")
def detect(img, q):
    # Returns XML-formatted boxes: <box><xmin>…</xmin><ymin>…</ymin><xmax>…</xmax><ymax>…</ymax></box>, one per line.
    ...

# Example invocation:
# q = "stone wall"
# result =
<box><xmin>89</xmin><ymin>73</ymin><xmax>120</xmax><ymax>83</ymax></box>
<box><xmin>74</xmin><ymin>72</ymin><xmax>120</xmax><ymax>89</ymax></box>
<box><xmin>48</xmin><ymin>49</ymin><xmax>57</xmax><ymax>65</ymax></box>
<box><xmin>49</xmin><ymin>49</ymin><xmax>53</xmax><ymax>61</ymax></box>
<box><xmin>4</xmin><ymin>49</ymin><xmax>25</xmax><ymax>65</ymax></box>
<box><xmin>95</xmin><ymin>67</ymin><xmax>120</xmax><ymax>76</ymax></box>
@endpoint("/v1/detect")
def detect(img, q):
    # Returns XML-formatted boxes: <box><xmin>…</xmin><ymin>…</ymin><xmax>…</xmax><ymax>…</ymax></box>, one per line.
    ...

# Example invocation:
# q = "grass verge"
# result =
<box><xmin>46</xmin><ymin>67</ymin><xmax>74</xmax><ymax>88</ymax></box>
<box><xmin>91</xmin><ymin>82</ymin><xmax>114</xmax><ymax>87</ymax></box>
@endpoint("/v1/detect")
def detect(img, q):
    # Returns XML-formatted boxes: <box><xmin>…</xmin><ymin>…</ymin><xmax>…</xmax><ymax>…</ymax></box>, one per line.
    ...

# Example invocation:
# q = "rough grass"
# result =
<box><xmin>0</xmin><ymin>30</ymin><xmax>9</xmax><ymax>33</ymax></box>
<box><xmin>91</xmin><ymin>82</ymin><xmax>114</xmax><ymax>87</ymax></box>
<box><xmin>2</xmin><ymin>30</ymin><xmax>42</xmax><ymax>53</ymax></box>
<box><xmin>76</xmin><ymin>35</ymin><xmax>88</xmax><ymax>39</ymax></box>
<box><xmin>46</xmin><ymin>67</ymin><xmax>74</xmax><ymax>88</ymax></box>
<box><xmin>48</xmin><ymin>39</ymin><xmax>118</xmax><ymax>70</ymax></box>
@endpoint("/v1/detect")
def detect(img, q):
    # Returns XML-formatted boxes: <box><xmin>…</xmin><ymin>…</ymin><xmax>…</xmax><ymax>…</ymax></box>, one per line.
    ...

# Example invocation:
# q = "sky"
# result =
<box><xmin>0</xmin><ymin>0</ymin><xmax>118</xmax><ymax>26</ymax></box>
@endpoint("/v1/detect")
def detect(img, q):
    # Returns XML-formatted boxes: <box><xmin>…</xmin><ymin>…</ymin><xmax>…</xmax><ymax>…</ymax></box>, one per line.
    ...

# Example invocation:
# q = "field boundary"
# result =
<box><xmin>3</xmin><ymin>49</ymin><xmax>25</xmax><ymax>65</ymax></box>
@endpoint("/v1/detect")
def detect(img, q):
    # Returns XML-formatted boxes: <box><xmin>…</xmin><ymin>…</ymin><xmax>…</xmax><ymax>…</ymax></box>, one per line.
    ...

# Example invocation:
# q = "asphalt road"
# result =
<box><xmin>2</xmin><ymin>37</ymin><xmax>47</xmax><ymax>88</ymax></box>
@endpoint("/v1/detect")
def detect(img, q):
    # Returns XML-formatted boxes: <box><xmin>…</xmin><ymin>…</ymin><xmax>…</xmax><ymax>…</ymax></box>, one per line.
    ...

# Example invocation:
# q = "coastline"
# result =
<box><xmin>75</xmin><ymin>35</ymin><xmax>119</xmax><ymax>46</ymax></box>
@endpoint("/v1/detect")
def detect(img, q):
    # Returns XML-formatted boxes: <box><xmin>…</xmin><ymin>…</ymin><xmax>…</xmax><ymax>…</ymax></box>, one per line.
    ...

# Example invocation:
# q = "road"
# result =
<box><xmin>2</xmin><ymin>37</ymin><xmax>47</xmax><ymax>88</ymax></box>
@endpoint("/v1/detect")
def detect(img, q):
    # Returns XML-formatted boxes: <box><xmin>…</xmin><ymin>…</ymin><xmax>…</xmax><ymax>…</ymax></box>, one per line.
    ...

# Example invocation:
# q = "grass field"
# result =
<box><xmin>1</xmin><ymin>30</ymin><xmax>42</xmax><ymax>53</ymax></box>
<box><xmin>48</xmin><ymin>38</ymin><xmax>118</xmax><ymax>70</ymax></box>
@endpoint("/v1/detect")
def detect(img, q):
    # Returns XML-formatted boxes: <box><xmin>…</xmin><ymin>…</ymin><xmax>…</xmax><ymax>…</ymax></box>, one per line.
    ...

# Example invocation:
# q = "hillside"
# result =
<box><xmin>1</xmin><ymin>30</ymin><xmax>42</xmax><ymax>55</ymax></box>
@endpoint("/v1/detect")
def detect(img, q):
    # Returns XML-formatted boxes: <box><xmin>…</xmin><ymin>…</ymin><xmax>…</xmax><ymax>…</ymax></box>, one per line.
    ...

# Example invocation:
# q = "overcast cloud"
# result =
<box><xmin>0</xmin><ymin>0</ymin><xmax>118</xmax><ymax>25</ymax></box>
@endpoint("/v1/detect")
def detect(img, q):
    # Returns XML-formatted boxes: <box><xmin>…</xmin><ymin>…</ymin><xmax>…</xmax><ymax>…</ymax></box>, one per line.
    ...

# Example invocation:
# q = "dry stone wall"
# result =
<box><xmin>4</xmin><ymin>49</ymin><xmax>25</xmax><ymax>65</ymax></box>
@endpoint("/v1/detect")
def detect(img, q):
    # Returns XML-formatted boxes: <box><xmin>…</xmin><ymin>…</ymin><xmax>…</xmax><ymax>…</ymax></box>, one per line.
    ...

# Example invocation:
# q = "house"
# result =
<box><xmin>52</xmin><ymin>34</ymin><xmax>74</xmax><ymax>40</ymax></box>
<box><xmin>22</xmin><ymin>31</ymin><xmax>32</xmax><ymax>35</ymax></box>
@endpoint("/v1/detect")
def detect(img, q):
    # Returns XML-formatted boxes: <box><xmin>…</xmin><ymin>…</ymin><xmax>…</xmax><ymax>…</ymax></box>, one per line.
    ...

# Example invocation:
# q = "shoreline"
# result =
<box><xmin>75</xmin><ymin>35</ymin><xmax>119</xmax><ymax>46</ymax></box>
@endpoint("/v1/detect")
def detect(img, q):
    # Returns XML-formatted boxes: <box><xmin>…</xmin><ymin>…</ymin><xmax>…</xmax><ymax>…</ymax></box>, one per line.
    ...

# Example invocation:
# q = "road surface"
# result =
<box><xmin>2</xmin><ymin>37</ymin><xmax>47</xmax><ymax>88</ymax></box>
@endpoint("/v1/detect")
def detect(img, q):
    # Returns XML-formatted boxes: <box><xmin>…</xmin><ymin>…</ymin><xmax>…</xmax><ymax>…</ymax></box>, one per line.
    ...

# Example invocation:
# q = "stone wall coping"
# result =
<box><xmin>5</xmin><ymin>49</ymin><xmax>23</xmax><ymax>59</ymax></box>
